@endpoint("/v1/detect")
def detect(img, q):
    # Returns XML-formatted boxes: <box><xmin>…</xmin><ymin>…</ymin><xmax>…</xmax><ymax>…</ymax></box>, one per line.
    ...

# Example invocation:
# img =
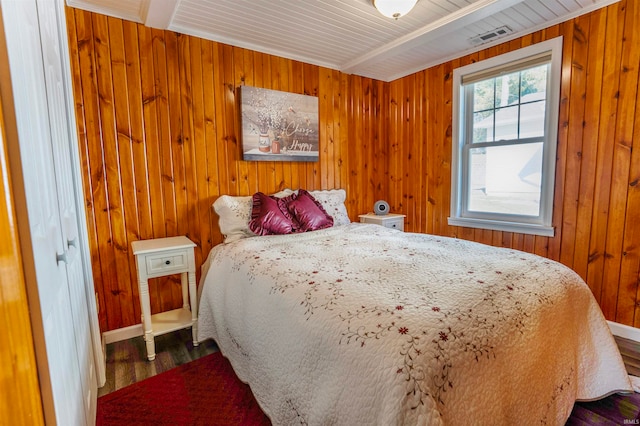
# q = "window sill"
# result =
<box><xmin>447</xmin><ymin>217</ymin><xmax>555</xmax><ymax>237</ymax></box>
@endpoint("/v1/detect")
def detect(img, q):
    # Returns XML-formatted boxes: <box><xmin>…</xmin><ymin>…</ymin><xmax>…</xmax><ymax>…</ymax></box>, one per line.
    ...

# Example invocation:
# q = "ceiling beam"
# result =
<box><xmin>141</xmin><ymin>0</ymin><xmax>179</xmax><ymax>29</ymax></box>
<box><xmin>66</xmin><ymin>0</ymin><xmax>143</xmax><ymax>23</ymax></box>
<box><xmin>341</xmin><ymin>0</ymin><xmax>525</xmax><ymax>75</ymax></box>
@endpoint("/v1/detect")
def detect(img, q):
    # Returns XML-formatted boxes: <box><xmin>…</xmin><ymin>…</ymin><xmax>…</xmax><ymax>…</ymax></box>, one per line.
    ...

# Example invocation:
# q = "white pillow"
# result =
<box><xmin>213</xmin><ymin>189</ymin><xmax>294</xmax><ymax>243</ymax></box>
<box><xmin>307</xmin><ymin>189</ymin><xmax>351</xmax><ymax>226</ymax></box>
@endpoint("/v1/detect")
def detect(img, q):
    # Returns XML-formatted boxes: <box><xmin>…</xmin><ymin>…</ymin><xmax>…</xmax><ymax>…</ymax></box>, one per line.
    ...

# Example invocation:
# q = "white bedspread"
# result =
<box><xmin>197</xmin><ymin>223</ymin><xmax>632</xmax><ymax>425</ymax></box>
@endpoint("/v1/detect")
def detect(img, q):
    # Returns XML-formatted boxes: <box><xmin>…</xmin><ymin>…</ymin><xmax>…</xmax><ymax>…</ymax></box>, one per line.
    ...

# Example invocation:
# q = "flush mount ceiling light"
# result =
<box><xmin>373</xmin><ymin>0</ymin><xmax>418</xmax><ymax>19</ymax></box>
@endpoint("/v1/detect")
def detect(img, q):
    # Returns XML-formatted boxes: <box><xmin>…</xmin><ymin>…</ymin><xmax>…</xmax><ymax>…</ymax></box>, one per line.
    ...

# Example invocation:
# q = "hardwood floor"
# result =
<box><xmin>615</xmin><ymin>335</ymin><xmax>640</xmax><ymax>377</ymax></box>
<box><xmin>99</xmin><ymin>330</ymin><xmax>640</xmax><ymax>422</ymax></box>
<box><xmin>98</xmin><ymin>328</ymin><xmax>218</xmax><ymax>397</ymax></box>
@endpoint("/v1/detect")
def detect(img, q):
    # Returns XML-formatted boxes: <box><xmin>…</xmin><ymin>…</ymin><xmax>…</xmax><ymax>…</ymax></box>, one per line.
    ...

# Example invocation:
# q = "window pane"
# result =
<box><xmin>470</xmin><ymin>65</ymin><xmax>549</xmax><ymax>145</ymax></box>
<box><xmin>520</xmin><ymin>65</ymin><xmax>547</xmax><ymax>98</ymax></box>
<box><xmin>494</xmin><ymin>105</ymin><xmax>519</xmax><ymax>141</ymax></box>
<box><xmin>520</xmin><ymin>100</ymin><xmax>546</xmax><ymax>139</ymax></box>
<box><xmin>495</xmin><ymin>72</ymin><xmax>520</xmax><ymax>107</ymax></box>
<box><xmin>473</xmin><ymin>110</ymin><xmax>493</xmax><ymax>143</ymax></box>
<box><xmin>467</xmin><ymin>142</ymin><xmax>543</xmax><ymax>216</ymax></box>
<box><xmin>473</xmin><ymin>80</ymin><xmax>494</xmax><ymax>112</ymax></box>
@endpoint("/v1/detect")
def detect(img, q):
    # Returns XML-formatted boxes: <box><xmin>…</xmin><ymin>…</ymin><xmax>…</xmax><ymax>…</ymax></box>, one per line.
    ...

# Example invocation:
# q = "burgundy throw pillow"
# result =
<box><xmin>286</xmin><ymin>189</ymin><xmax>334</xmax><ymax>232</ymax></box>
<box><xmin>248</xmin><ymin>192</ymin><xmax>294</xmax><ymax>236</ymax></box>
<box><xmin>276</xmin><ymin>192</ymin><xmax>301</xmax><ymax>232</ymax></box>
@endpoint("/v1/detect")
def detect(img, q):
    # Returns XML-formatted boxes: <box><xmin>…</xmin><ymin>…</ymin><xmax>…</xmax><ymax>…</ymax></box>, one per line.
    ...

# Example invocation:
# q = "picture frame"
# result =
<box><xmin>239</xmin><ymin>86</ymin><xmax>319</xmax><ymax>162</ymax></box>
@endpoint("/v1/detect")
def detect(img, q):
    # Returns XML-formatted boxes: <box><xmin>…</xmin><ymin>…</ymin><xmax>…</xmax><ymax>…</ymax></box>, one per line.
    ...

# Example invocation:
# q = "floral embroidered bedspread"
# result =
<box><xmin>197</xmin><ymin>224</ymin><xmax>632</xmax><ymax>425</ymax></box>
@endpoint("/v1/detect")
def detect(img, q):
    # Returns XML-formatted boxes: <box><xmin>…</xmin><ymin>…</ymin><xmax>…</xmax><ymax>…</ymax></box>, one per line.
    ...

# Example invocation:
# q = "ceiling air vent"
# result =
<box><xmin>469</xmin><ymin>26</ymin><xmax>514</xmax><ymax>46</ymax></box>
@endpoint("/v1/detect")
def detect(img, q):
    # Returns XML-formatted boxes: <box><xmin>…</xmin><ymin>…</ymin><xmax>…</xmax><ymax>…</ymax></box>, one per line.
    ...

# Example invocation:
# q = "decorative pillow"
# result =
<box><xmin>308</xmin><ymin>189</ymin><xmax>350</xmax><ymax>226</ymax></box>
<box><xmin>286</xmin><ymin>189</ymin><xmax>334</xmax><ymax>232</ymax></box>
<box><xmin>276</xmin><ymin>192</ymin><xmax>301</xmax><ymax>231</ymax></box>
<box><xmin>212</xmin><ymin>195</ymin><xmax>253</xmax><ymax>243</ymax></box>
<box><xmin>213</xmin><ymin>189</ymin><xmax>295</xmax><ymax>243</ymax></box>
<box><xmin>249</xmin><ymin>192</ymin><xmax>294</xmax><ymax>236</ymax></box>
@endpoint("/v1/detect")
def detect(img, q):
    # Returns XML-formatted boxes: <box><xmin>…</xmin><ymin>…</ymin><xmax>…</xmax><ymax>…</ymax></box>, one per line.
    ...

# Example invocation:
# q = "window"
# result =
<box><xmin>449</xmin><ymin>37</ymin><xmax>563</xmax><ymax>237</ymax></box>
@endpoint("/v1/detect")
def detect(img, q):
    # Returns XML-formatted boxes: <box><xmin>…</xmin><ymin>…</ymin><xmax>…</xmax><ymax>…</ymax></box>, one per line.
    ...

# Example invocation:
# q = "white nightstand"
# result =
<box><xmin>131</xmin><ymin>236</ymin><xmax>198</xmax><ymax>361</ymax></box>
<box><xmin>359</xmin><ymin>213</ymin><xmax>406</xmax><ymax>231</ymax></box>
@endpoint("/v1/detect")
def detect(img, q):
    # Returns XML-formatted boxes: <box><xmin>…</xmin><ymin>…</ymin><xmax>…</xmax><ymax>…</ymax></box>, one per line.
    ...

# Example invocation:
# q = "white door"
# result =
<box><xmin>46</xmin><ymin>0</ymin><xmax>107</xmax><ymax>397</ymax></box>
<box><xmin>1</xmin><ymin>0</ymin><xmax>98</xmax><ymax>424</ymax></box>
<box><xmin>36</xmin><ymin>0</ymin><xmax>100</xmax><ymax>422</ymax></box>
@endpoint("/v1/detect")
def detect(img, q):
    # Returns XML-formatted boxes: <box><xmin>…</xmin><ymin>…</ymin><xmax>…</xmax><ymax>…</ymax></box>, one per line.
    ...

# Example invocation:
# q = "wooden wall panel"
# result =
<box><xmin>0</xmin><ymin>60</ymin><xmax>45</xmax><ymax>425</ymax></box>
<box><xmin>610</xmin><ymin>0</ymin><xmax>640</xmax><ymax>325</ymax></box>
<box><xmin>388</xmin><ymin>0</ymin><xmax>640</xmax><ymax>325</ymax></box>
<box><xmin>67</xmin><ymin>1</ymin><xmax>640</xmax><ymax>332</ymax></box>
<box><xmin>66</xmin><ymin>8</ymin><xmax>383</xmax><ymax>331</ymax></box>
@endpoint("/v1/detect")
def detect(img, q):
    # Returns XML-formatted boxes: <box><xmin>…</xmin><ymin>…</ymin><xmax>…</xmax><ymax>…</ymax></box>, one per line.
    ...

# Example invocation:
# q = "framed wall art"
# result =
<box><xmin>239</xmin><ymin>86</ymin><xmax>319</xmax><ymax>162</ymax></box>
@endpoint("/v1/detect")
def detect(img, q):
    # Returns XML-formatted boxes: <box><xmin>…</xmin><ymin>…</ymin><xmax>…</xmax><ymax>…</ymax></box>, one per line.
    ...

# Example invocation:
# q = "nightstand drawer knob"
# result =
<box><xmin>165</xmin><ymin>260</ymin><xmax>171</xmax><ymax>265</ymax></box>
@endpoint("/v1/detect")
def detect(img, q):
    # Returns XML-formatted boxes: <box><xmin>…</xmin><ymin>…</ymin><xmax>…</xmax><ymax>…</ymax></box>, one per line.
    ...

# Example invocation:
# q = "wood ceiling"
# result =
<box><xmin>65</xmin><ymin>0</ymin><xmax>618</xmax><ymax>82</ymax></box>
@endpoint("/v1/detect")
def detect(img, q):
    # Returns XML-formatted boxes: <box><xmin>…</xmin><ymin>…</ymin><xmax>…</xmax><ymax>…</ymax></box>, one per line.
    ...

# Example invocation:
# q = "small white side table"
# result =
<box><xmin>131</xmin><ymin>236</ymin><xmax>198</xmax><ymax>361</ymax></box>
<box><xmin>359</xmin><ymin>213</ymin><xmax>406</xmax><ymax>231</ymax></box>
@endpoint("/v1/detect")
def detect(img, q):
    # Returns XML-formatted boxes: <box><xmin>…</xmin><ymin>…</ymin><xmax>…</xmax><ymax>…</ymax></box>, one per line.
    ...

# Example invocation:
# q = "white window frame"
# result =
<box><xmin>448</xmin><ymin>37</ymin><xmax>563</xmax><ymax>237</ymax></box>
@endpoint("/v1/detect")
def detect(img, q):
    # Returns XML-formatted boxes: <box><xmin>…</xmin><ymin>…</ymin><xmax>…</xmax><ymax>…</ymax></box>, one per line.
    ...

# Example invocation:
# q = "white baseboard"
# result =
<box><xmin>608</xmin><ymin>321</ymin><xmax>640</xmax><ymax>343</ymax></box>
<box><xmin>102</xmin><ymin>324</ymin><xmax>143</xmax><ymax>344</ymax></box>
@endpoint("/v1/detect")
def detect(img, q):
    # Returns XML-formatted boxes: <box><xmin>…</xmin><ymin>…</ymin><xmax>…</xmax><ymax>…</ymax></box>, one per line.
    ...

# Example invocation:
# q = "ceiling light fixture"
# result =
<box><xmin>373</xmin><ymin>0</ymin><xmax>418</xmax><ymax>19</ymax></box>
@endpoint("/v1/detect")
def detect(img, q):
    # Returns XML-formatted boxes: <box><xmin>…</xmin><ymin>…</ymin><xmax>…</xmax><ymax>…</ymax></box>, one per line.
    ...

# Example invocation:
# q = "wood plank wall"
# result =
<box><xmin>66</xmin><ymin>1</ymin><xmax>640</xmax><ymax>332</ymax></box>
<box><xmin>388</xmin><ymin>0</ymin><xmax>640</xmax><ymax>326</ymax></box>
<box><xmin>0</xmin><ymin>57</ymin><xmax>45</xmax><ymax>425</ymax></box>
<box><xmin>65</xmin><ymin>7</ymin><xmax>387</xmax><ymax>332</ymax></box>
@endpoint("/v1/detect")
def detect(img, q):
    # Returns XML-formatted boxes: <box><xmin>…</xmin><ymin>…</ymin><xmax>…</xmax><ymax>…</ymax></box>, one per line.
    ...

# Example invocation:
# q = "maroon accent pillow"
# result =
<box><xmin>276</xmin><ymin>192</ymin><xmax>301</xmax><ymax>232</ymax></box>
<box><xmin>286</xmin><ymin>189</ymin><xmax>334</xmax><ymax>232</ymax></box>
<box><xmin>248</xmin><ymin>192</ymin><xmax>294</xmax><ymax>235</ymax></box>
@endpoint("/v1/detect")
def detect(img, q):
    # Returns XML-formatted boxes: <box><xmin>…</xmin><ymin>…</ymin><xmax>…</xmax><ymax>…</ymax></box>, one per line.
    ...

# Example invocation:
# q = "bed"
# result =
<box><xmin>197</xmin><ymin>189</ymin><xmax>633</xmax><ymax>425</ymax></box>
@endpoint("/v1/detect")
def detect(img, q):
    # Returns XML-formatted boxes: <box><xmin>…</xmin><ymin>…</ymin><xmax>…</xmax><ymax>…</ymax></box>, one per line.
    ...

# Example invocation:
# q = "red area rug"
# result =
<box><xmin>96</xmin><ymin>352</ymin><xmax>271</xmax><ymax>426</ymax></box>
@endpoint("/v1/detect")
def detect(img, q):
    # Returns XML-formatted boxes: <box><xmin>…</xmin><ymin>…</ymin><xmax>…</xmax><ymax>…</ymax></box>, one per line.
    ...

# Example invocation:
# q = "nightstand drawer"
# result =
<box><xmin>358</xmin><ymin>213</ymin><xmax>406</xmax><ymax>232</ymax></box>
<box><xmin>385</xmin><ymin>218</ymin><xmax>404</xmax><ymax>231</ymax></box>
<box><xmin>145</xmin><ymin>249</ymin><xmax>189</xmax><ymax>276</ymax></box>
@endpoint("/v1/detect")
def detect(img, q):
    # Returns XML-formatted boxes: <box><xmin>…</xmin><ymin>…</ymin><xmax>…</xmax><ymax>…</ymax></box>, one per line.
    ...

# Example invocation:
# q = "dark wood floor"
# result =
<box><xmin>99</xmin><ymin>330</ymin><xmax>640</xmax><ymax>423</ymax></box>
<box><xmin>98</xmin><ymin>328</ymin><xmax>218</xmax><ymax>397</ymax></box>
<box><xmin>616</xmin><ymin>335</ymin><xmax>640</xmax><ymax>377</ymax></box>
